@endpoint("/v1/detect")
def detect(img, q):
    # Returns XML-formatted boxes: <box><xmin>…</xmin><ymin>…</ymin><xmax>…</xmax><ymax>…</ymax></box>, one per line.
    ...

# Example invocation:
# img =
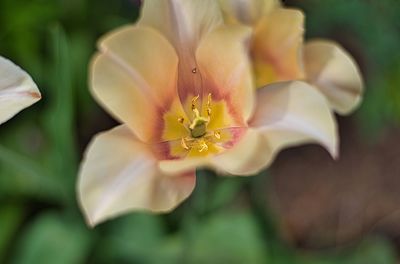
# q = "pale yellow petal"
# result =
<box><xmin>78</xmin><ymin>125</ymin><xmax>196</xmax><ymax>227</ymax></box>
<box><xmin>251</xmin><ymin>81</ymin><xmax>338</xmax><ymax>159</ymax></box>
<box><xmin>210</xmin><ymin>128</ymin><xmax>274</xmax><ymax>175</ymax></box>
<box><xmin>0</xmin><ymin>56</ymin><xmax>41</xmax><ymax>124</ymax></box>
<box><xmin>252</xmin><ymin>8</ymin><xmax>305</xmax><ymax>86</ymax></box>
<box><xmin>90</xmin><ymin>26</ymin><xmax>179</xmax><ymax>142</ymax></box>
<box><xmin>219</xmin><ymin>0</ymin><xmax>280</xmax><ymax>25</ymax></box>
<box><xmin>304</xmin><ymin>40</ymin><xmax>363</xmax><ymax>114</ymax></box>
<box><xmin>196</xmin><ymin>25</ymin><xmax>255</xmax><ymax>122</ymax></box>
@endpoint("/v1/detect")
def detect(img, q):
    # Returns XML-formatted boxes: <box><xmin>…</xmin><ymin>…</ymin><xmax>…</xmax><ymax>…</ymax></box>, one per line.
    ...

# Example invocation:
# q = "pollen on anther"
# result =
<box><xmin>214</xmin><ymin>131</ymin><xmax>221</xmax><ymax>139</ymax></box>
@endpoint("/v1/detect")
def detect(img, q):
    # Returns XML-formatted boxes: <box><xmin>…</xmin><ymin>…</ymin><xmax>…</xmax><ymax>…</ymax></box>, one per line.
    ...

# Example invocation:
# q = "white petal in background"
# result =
<box><xmin>78</xmin><ymin>125</ymin><xmax>196</xmax><ymax>227</ymax></box>
<box><xmin>304</xmin><ymin>40</ymin><xmax>364</xmax><ymax>115</ymax></box>
<box><xmin>250</xmin><ymin>81</ymin><xmax>338</xmax><ymax>168</ymax></box>
<box><xmin>0</xmin><ymin>56</ymin><xmax>41</xmax><ymax>125</ymax></box>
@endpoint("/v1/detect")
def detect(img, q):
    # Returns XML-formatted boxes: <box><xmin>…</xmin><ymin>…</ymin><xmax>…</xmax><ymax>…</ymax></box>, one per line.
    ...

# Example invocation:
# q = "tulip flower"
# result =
<box><xmin>219</xmin><ymin>0</ymin><xmax>363</xmax><ymax>114</ymax></box>
<box><xmin>78</xmin><ymin>0</ymin><xmax>337</xmax><ymax>226</ymax></box>
<box><xmin>0</xmin><ymin>56</ymin><xmax>41</xmax><ymax>125</ymax></box>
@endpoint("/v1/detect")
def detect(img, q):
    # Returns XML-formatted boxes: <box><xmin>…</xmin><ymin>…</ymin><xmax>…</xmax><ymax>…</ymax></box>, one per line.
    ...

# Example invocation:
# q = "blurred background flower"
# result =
<box><xmin>0</xmin><ymin>0</ymin><xmax>399</xmax><ymax>263</ymax></box>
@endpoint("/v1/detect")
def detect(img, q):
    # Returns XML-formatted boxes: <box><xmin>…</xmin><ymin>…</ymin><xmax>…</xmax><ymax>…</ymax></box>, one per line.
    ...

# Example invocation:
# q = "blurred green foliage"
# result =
<box><xmin>0</xmin><ymin>0</ymin><xmax>399</xmax><ymax>263</ymax></box>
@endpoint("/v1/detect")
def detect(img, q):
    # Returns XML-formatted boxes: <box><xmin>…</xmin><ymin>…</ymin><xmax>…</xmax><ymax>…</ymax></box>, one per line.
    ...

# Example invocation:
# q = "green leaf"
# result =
<box><xmin>0</xmin><ymin>205</ymin><xmax>24</xmax><ymax>262</ymax></box>
<box><xmin>11</xmin><ymin>213</ymin><xmax>93</xmax><ymax>264</ymax></box>
<box><xmin>0</xmin><ymin>145</ymin><xmax>66</xmax><ymax>202</ymax></box>
<box><xmin>42</xmin><ymin>25</ymin><xmax>78</xmax><ymax>199</ymax></box>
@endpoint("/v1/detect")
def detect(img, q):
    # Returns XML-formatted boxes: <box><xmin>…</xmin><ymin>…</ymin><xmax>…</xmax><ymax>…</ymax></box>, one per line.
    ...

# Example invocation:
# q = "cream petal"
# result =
<box><xmin>0</xmin><ymin>56</ymin><xmax>41</xmax><ymax>125</ymax></box>
<box><xmin>250</xmin><ymin>81</ymin><xmax>338</xmax><ymax>159</ymax></box>
<box><xmin>196</xmin><ymin>25</ymin><xmax>255</xmax><ymax>121</ymax></box>
<box><xmin>210</xmin><ymin>128</ymin><xmax>273</xmax><ymax>175</ymax></box>
<box><xmin>139</xmin><ymin>0</ymin><xmax>222</xmax><ymax>54</ymax></box>
<box><xmin>219</xmin><ymin>0</ymin><xmax>280</xmax><ymax>25</ymax></box>
<box><xmin>139</xmin><ymin>0</ymin><xmax>223</xmax><ymax>108</ymax></box>
<box><xmin>78</xmin><ymin>125</ymin><xmax>196</xmax><ymax>227</ymax></box>
<box><xmin>304</xmin><ymin>40</ymin><xmax>363</xmax><ymax>115</ymax></box>
<box><xmin>90</xmin><ymin>26</ymin><xmax>179</xmax><ymax>142</ymax></box>
<box><xmin>252</xmin><ymin>8</ymin><xmax>305</xmax><ymax>86</ymax></box>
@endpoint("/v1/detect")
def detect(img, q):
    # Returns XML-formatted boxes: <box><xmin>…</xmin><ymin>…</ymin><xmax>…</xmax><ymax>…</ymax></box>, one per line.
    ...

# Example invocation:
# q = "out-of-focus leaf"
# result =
<box><xmin>182</xmin><ymin>211</ymin><xmax>268</xmax><ymax>264</ymax></box>
<box><xmin>42</xmin><ymin>25</ymin><xmax>77</xmax><ymax>199</ymax></box>
<box><xmin>0</xmin><ymin>205</ymin><xmax>24</xmax><ymax>262</ymax></box>
<box><xmin>0</xmin><ymin>145</ymin><xmax>66</xmax><ymax>202</ymax></box>
<box><xmin>93</xmin><ymin>213</ymin><xmax>166</xmax><ymax>263</ymax></box>
<box><xmin>11</xmin><ymin>213</ymin><xmax>93</xmax><ymax>264</ymax></box>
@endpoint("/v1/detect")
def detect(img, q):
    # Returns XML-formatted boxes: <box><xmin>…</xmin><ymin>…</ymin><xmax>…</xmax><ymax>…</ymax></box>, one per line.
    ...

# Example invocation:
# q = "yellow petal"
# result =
<box><xmin>251</xmin><ymin>81</ymin><xmax>338</xmax><ymax>159</ymax></box>
<box><xmin>252</xmin><ymin>8</ymin><xmax>305</xmax><ymax>87</ymax></box>
<box><xmin>78</xmin><ymin>125</ymin><xmax>196</xmax><ymax>227</ymax></box>
<box><xmin>196</xmin><ymin>25</ymin><xmax>255</xmax><ymax>122</ymax></box>
<box><xmin>0</xmin><ymin>56</ymin><xmax>41</xmax><ymax>125</ymax></box>
<box><xmin>219</xmin><ymin>0</ymin><xmax>280</xmax><ymax>25</ymax></box>
<box><xmin>304</xmin><ymin>40</ymin><xmax>363</xmax><ymax>114</ymax></box>
<box><xmin>90</xmin><ymin>26</ymin><xmax>179</xmax><ymax>142</ymax></box>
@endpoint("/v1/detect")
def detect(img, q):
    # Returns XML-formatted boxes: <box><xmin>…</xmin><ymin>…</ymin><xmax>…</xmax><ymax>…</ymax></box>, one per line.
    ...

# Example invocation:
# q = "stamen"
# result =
<box><xmin>214</xmin><ymin>131</ymin><xmax>221</xmax><ymax>139</ymax></box>
<box><xmin>191</xmin><ymin>95</ymin><xmax>199</xmax><ymax>110</ymax></box>
<box><xmin>198</xmin><ymin>141</ymin><xmax>208</xmax><ymax>152</ymax></box>
<box><xmin>181</xmin><ymin>138</ymin><xmax>189</xmax><ymax>150</ymax></box>
<box><xmin>207</xmin><ymin>93</ymin><xmax>212</xmax><ymax>116</ymax></box>
<box><xmin>178</xmin><ymin>117</ymin><xmax>185</xmax><ymax>123</ymax></box>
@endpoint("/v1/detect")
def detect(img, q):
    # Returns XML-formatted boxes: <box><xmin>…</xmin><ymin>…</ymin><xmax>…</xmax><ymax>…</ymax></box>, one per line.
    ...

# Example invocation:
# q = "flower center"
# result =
<box><xmin>178</xmin><ymin>94</ymin><xmax>220</xmax><ymax>153</ymax></box>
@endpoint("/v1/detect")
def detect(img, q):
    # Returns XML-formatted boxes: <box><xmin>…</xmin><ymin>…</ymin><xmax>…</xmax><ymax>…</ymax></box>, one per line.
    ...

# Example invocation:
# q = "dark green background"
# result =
<box><xmin>0</xmin><ymin>0</ymin><xmax>399</xmax><ymax>263</ymax></box>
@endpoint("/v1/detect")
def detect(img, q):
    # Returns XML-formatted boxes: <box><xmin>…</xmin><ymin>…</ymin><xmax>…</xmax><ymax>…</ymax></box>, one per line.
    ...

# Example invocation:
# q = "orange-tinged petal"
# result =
<box><xmin>196</xmin><ymin>25</ymin><xmax>255</xmax><ymax>122</ymax></box>
<box><xmin>251</xmin><ymin>81</ymin><xmax>338</xmax><ymax>160</ymax></box>
<box><xmin>90</xmin><ymin>26</ymin><xmax>179</xmax><ymax>142</ymax></box>
<box><xmin>252</xmin><ymin>8</ymin><xmax>305</xmax><ymax>87</ymax></box>
<box><xmin>0</xmin><ymin>56</ymin><xmax>41</xmax><ymax>125</ymax></box>
<box><xmin>304</xmin><ymin>40</ymin><xmax>363</xmax><ymax>115</ymax></box>
<box><xmin>78</xmin><ymin>125</ymin><xmax>196</xmax><ymax>227</ymax></box>
<box><xmin>219</xmin><ymin>0</ymin><xmax>280</xmax><ymax>26</ymax></box>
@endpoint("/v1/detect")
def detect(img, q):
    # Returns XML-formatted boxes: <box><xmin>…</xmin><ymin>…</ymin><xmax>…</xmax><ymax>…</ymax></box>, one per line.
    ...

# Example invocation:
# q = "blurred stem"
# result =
<box><xmin>180</xmin><ymin>169</ymin><xmax>208</xmax><ymax>263</ymax></box>
<box><xmin>248</xmin><ymin>171</ymin><xmax>284</xmax><ymax>262</ymax></box>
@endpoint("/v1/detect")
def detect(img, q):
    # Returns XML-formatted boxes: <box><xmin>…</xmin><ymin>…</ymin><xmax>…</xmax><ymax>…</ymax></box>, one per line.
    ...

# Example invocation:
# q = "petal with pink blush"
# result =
<box><xmin>252</xmin><ymin>8</ymin><xmax>305</xmax><ymax>87</ymax></box>
<box><xmin>90</xmin><ymin>26</ymin><xmax>179</xmax><ymax>142</ymax></box>
<box><xmin>304</xmin><ymin>40</ymin><xmax>363</xmax><ymax>115</ymax></box>
<box><xmin>139</xmin><ymin>0</ymin><xmax>223</xmax><ymax>108</ymax></box>
<box><xmin>0</xmin><ymin>56</ymin><xmax>41</xmax><ymax>125</ymax></box>
<box><xmin>196</xmin><ymin>25</ymin><xmax>255</xmax><ymax>122</ymax></box>
<box><xmin>251</xmin><ymin>81</ymin><xmax>338</xmax><ymax>159</ymax></box>
<box><xmin>78</xmin><ymin>125</ymin><xmax>196</xmax><ymax>227</ymax></box>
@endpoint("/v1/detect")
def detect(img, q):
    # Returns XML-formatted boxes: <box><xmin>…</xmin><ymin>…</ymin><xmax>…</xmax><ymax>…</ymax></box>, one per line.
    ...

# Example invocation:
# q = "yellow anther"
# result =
<box><xmin>181</xmin><ymin>138</ymin><xmax>190</xmax><ymax>150</ymax></box>
<box><xmin>178</xmin><ymin>117</ymin><xmax>185</xmax><ymax>123</ymax></box>
<box><xmin>214</xmin><ymin>131</ymin><xmax>221</xmax><ymax>139</ymax></box>
<box><xmin>198</xmin><ymin>141</ymin><xmax>208</xmax><ymax>152</ymax></box>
